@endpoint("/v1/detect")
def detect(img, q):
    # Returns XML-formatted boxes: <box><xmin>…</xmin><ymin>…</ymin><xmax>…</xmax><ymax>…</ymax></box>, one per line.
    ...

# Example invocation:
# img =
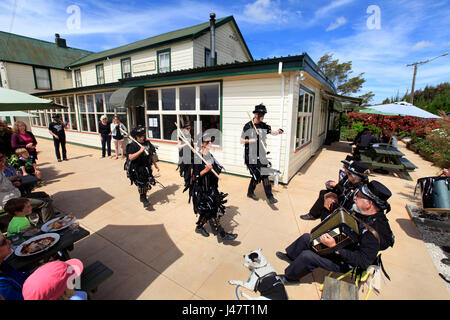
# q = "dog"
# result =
<box><xmin>229</xmin><ymin>248</ymin><xmax>289</xmax><ymax>300</ymax></box>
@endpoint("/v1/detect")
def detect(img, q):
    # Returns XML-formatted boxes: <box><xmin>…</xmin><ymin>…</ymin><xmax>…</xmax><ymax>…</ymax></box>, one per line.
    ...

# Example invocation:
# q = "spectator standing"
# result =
<box><xmin>98</xmin><ymin>115</ymin><xmax>112</xmax><ymax>158</ymax></box>
<box><xmin>11</xmin><ymin>121</ymin><xmax>38</xmax><ymax>160</ymax></box>
<box><xmin>48</xmin><ymin>114</ymin><xmax>68</xmax><ymax>162</ymax></box>
<box><xmin>110</xmin><ymin>116</ymin><xmax>127</xmax><ymax>159</ymax></box>
<box><xmin>0</xmin><ymin>120</ymin><xmax>13</xmax><ymax>157</ymax></box>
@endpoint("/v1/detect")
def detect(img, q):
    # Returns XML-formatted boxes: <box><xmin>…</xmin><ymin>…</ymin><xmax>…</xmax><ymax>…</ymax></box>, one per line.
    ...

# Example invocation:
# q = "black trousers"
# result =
<box><xmin>309</xmin><ymin>189</ymin><xmax>333</xmax><ymax>220</ymax></box>
<box><xmin>101</xmin><ymin>134</ymin><xmax>111</xmax><ymax>157</ymax></box>
<box><xmin>53</xmin><ymin>137</ymin><xmax>67</xmax><ymax>160</ymax></box>
<box><xmin>284</xmin><ymin>234</ymin><xmax>346</xmax><ymax>280</ymax></box>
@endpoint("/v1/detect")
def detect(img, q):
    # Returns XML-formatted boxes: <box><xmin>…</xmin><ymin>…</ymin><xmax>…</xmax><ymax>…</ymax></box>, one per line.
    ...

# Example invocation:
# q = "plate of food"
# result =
<box><xmin>14</xmin><ymin>233</ymin><xmax>60</xmax><ymax>257</ymax></box>
<box><xmin>41</xmin><ymin>215</ymin><xmax>76</xmax><ymax>232</ymax></box>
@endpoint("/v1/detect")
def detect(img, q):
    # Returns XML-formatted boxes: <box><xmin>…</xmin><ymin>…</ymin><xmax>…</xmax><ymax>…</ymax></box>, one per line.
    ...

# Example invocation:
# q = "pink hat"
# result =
<box><xmin>22</xmin><ymin>259</ymin><xmax>84</xmax><ymax>300</ymax></box>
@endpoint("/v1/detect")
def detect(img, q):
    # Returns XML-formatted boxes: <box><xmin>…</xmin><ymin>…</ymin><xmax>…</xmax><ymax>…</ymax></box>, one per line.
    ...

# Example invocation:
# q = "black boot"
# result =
<box><xmin>140</xmin><ymin>194</ymin><xmax>150</xmax><ymax>207</ymax></box>
<box><xmin>247</xmin><ymin>193</ymin><xmax>259</xmax><ymax>201</ymax></box>
<box><xmin>219</xmin><ymin>229</ymin><xmax>238</xmax><ymax>241</ymax></box>
<box><xmin>195</xmin><ymin>226</ymin><xmax>209</xmax><ymax>237</ymax></box>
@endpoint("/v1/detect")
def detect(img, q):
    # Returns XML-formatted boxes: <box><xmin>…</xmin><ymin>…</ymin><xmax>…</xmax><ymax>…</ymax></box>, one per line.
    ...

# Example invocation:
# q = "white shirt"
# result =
<box><xmin>110</xmin><ymin>123</ymin><xmax>127</xmax><ymax>138</ymax></box>
<box><xmin>0</xmin><ymin>171</ymin><xmax>21</xmax><ymax>208</ymax></box>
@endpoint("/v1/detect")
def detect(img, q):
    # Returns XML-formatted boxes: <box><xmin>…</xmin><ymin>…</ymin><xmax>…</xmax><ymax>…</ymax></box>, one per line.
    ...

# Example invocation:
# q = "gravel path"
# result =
<box><xmin>415</xmin><ymin>223</ymin><xmax>450</xmax><ymax>293</ymax></box>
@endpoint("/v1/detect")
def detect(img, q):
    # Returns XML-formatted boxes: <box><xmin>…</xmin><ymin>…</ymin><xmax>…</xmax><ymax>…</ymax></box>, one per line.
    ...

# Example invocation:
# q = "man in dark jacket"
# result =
<box><xmin>276</xmin><ymin>180</ymin><xmax>394</xmax><ymax>285</ymax></box>
<box><xmin>300</xmin><ymin>160</ymin><xmax>369</xmax><ymax>221</ymax></box>
<box><xmin>48</xmin><ymin>114</ymin><xmax>68</xmax><ymax>162</ymax></box>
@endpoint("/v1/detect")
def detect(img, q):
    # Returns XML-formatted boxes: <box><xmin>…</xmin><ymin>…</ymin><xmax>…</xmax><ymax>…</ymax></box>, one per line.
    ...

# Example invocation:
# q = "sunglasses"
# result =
<box><xmin>355</xmin><ymin>191</ymin><xmax>370</xmax><ymax>201</ymax></box>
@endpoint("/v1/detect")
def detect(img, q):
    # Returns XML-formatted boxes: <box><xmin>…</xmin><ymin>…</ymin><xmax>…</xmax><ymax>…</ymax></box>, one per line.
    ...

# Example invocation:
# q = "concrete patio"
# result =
<box><xmin>33</xmin><ymin>137</ymin><xmax>449</xmax><ymax>300</ymax></box>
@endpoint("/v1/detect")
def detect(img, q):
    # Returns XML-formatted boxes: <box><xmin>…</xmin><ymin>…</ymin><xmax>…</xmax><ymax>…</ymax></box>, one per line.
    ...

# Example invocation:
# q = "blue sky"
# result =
<box><xmin>1</xmin><ymin>0</ymin><xmax>449</xmax><ymax>104</ymax></box>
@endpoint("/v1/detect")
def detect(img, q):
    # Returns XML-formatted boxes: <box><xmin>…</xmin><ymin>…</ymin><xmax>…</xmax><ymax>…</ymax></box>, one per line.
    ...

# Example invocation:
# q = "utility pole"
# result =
<box><xmin>407</xmin><ymin>52</ymin><xmax>448</xmax><ymax>105</ymax></box>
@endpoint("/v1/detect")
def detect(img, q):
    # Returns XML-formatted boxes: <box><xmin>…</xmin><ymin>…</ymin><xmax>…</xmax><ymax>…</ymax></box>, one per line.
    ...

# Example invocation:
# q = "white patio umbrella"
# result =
<box><xmin>361</xmin><ymin>101</ymin><xmax>441</xmax><ymax>119</ymax></box>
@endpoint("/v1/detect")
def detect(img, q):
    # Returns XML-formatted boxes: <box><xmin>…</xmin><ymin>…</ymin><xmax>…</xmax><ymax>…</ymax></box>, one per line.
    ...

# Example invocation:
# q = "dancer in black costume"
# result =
<box><xmin>191</xmin><ymin>133</ymin><xmax>237</xmax><ymax>241</ymax></box>
<box><xmin>177</xmin><ymin>121</ymin><xmax>194</xmax><ymax>193</ymax></box>
<box><xmin>125</xmin><ymin>125</ymin><xmax>159</xmax><ymax>207</ymax></box>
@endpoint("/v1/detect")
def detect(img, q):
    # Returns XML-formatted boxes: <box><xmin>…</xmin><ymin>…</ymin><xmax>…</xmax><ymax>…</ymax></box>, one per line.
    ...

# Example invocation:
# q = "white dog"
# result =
<box><xmin>229</xmin><ymin>248</ymin><xmax>289</xmax><ymax>300</ymax></box>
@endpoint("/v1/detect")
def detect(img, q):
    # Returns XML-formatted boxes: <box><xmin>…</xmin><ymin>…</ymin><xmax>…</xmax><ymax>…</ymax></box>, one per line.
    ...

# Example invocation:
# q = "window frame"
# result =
<box><xmin>157</xmin><ymin>48</ymin><xmax>171</xmax><ymax>74</ymax></box>
<box><xmin>74</xmin><ymin>69</ymin><xmax>82</xmax><ymax>88</ymax></box>
<box><xmin>32</xmin><ymin>66</ymin><xmax>52</xmax><ymax>90</ymax></box>
<box><xmin>295</xmin><ymin>87</ymin><xmax>315</xmax><ymax>151</ymax></box>
<box><xmin>96</xmin><ymin>64</ymin><xmax>105</xmax><ymax>85</ymax></box>
<box><xmin>121</xmin><ymin>57</ymin><xmax>132</xmax><ymax>79</ymax></box>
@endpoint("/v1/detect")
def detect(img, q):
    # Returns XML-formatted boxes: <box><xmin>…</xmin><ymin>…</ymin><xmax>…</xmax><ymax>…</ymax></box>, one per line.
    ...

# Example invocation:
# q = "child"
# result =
<box><xmin>4</xmin><ymin>198</ymin><xmax>33</xmax><ymax>237</ymax></box>
<box><xmin>22</xmin><ymin>259</ymin><xmax>87</xmax><ymax>300</ymax></box>
<box><xmin>15</xmin><ymin>148</ymin><xmax>41</xmax><ymax>180</ymax></box>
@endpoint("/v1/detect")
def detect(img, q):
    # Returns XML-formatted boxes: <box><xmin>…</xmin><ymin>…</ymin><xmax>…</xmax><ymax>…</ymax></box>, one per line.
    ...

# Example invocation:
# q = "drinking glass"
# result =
<box><xmin>69</xmin><ymin>221</ymin><xmax>80</xmax><ymax>233</ymax></box>
<box><xmin>28</xmin><ymin>212</ymin><xmax>40</xmax><ymax>228</ymax></box>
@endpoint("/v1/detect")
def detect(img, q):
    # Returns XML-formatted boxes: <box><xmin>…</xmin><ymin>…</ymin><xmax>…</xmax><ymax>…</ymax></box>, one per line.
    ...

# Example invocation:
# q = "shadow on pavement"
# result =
<box><xmin>395</xmin><ymin>218</ymin><xmax>422</xmax><ymax>240</ymax></box>
<box><xmin>52</xmin><ymin>187</ymin><xmax>114</xmax><ymax>219</ymax></box>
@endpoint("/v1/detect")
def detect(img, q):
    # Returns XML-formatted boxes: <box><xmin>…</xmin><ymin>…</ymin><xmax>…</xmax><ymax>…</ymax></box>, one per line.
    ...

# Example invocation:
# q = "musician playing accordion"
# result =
<box><xmin>276</xmin><ymin>180</ymin><xmax>395</xmax><ymax>285</ymax></box>
<box><xmin>125</xmin><ymin>125</ymin><xmax>160</xmax><ymax>208</ymax></box>
<box><xmin>300</xmin><ymin>158</ymin><xmax>369</xmax><ymax>221</ymax></box>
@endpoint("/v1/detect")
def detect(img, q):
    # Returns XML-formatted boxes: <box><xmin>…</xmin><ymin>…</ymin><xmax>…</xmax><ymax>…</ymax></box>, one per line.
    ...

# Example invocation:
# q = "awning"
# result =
<box><xmin>320</xmin><ymin>90</ymin><xmax>363</xmax><ymax>110</ymax></box>
<box><xmin>109</xmin><ymin>87</ymin><xmax>144</xmax><ymax>109</ymax></box>
<box><xmin>0</xmin><ymin>111</ymin><xmax>38</xmax><ymax>117</ymax></box>
<box><xmin>0</xmin><ymin>87</ymin><xmax>66</xmax><ymax>111</ymax></box>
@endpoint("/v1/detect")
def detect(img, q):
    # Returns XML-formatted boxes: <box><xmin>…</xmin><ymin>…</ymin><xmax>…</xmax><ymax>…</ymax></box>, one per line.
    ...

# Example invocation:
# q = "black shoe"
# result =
<box><xmin>63</xmin><ymin>158</ymin><xmax>68</xmax><ymax>161</ymax></box>
<box><xmin>276</xmin><ymin>251</ymin><xmax>293</xmax><ymax>263</ymax></box>
<box><xmin>57</xmin><ymin>159</ymin><xmax>62</xmax><ymax>162</ymax></box>
<box><xmin>300</xmin><ymin>213</ymin><xmax>317</xmax><ymax>221</ymax></box>
<box><xmin>142</xmin><ymin>199</ymin><xmax>150</xmax><ymax>207</ymax></box>
<box><xmin>441</xmin><ymin>258</ymin><xmax>450</xmax><ymax>266</ymax></box>
<box><xmin>195</xmin><ymin>226</ymin><xmax>209</xmax><ymax>237</ymax></box>
<box><xmin>247</xmin><ymin>193</ymin><xmax>259</xmax><ymax>201</ymax></box>
<box><xmin>268</xmin><ymin>196</ymin><xmax>278</xmax><ymax>204</ymax></box>
<box><xmin>441</xmin><ymin>246</ymin><xmax>450</xmax><ymax>253</ymax></box>
<box><xmin>278</xmin><ymin>275</ymin><xmax>300</xmax><ymax>286</ymax></box>
<box><xmin>220</xmin><ymin>232</ymin><xmax>238</xmax><ymax>241</ymax></box>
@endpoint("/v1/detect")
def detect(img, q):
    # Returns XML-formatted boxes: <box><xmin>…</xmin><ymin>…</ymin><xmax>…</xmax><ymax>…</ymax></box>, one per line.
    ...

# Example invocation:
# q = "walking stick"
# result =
<box><xmin>174</xmin><ymin>122</ymin><xmax>220</xmax><ymax>179</ymax></box>
<box><xmin>246</xmin><ymin>111</ymin><xmax>269</xmax><ymax>154</ymax></box>
<box><xmin>119</xmin><ymin>128</ymin><xmax>149</xmax><ymax>155</ymax></box>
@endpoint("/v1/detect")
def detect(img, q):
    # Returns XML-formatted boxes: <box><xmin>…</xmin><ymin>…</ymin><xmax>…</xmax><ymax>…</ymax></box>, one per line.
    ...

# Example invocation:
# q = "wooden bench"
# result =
<box><xmin>400</xmin><ymin>158</ymin><xmax>417</xmax><ymax>170</ymax></box>
<box><xmin>80</xmin><ymin>261</ymin><xmax>113</xmax><ymax>295</ymax></box>
<box><xmin>321</xmin><ymin>276</ymin><xmax>359</xmax><ymax>300</ymax></box>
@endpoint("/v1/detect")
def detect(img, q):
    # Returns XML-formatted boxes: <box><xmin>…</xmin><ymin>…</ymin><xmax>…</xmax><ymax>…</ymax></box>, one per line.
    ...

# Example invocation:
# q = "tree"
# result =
<box><xmin>317</xmin><ymin>53</ymin><xmax>370</xmax><ymax>97</ymax></box>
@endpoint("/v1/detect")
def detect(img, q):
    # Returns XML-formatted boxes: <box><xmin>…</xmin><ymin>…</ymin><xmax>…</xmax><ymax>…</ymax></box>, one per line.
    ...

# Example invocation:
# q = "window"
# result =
<box><xmin>74</xmin><ymin>69</ymin><xmax>82</xmax><ymax>87</ymax></box>
<box><xmin>318</xmin><ymin>99</ymin><xmax>328</xmax><ymax>136</ymax></box>
<box><xmin>121</xmin><ymin>58</ymin><xmax>131</xmax><ymax>79</ymax></box>
<box><xmin>96</xmin><ymin>64</ymin><xmax>105</xmax><ymax>84</ymax></box>
<box><xmin>157</xmin><ymin>49</ymin><xmax>170</xmax><ymax>73</ymax></box>
<box><xmin>295</xmin><ymin>88</ymin><xmax>315</xmax><ymax>149</ymax></box>
<box><xmin>33</xmin><ymin>67</ymin><xmax>51</xmax><ymax>89</ymax></box>
<box><xmin>205</xmin><ymin>48</ymin><xmax>217</xmax><ymax>67</ymax></box>
<box><xmin>145</xmin><ymin>83</ymin><xmax>221</xmax><ymax>144</ymax></box>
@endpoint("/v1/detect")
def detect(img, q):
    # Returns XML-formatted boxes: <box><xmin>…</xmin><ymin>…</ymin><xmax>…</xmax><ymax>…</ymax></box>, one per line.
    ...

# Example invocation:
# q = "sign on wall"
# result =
<box><xmin>133</xmin><ymin>60</ymin><xmax>156</xmax><ymax>73</ymax></box>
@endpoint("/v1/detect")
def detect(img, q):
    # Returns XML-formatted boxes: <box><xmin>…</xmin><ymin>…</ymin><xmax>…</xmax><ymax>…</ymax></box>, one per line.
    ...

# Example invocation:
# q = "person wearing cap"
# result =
<box><xmin>22</xmin><ymin>259</ymin><xmax>87</xmax><ymax>300</ymax></box>
<box><xmin>300</xmin><ymin>160</ymin><xmax>369</xmax><ymax>221</ymax></box>
<box><xmin>48</xmin><ymin>114</ymin><xmax>68</xmax><ymax>162</ymax></box>
<box><xmin>276</xmin><ymin>180</ymin><xmax>395</xmax><ymax>285</ymax></box>
<box><xmin>125</xmin><ymin>125</ymin><xmax>159</xmax><ymax>208</ymax></box>
<box><xmin>98</xmin><ymin>115</ymin><xmax>112</xmax><ymax>158</ymax></box>
<box><xmin>191</xmin><ymin>133</ymin><xmax>237</xmax><ymax>241</ymax></box>
<box><xmin>240</xmin><ymin>103</ymin><xmax>284</xmax><ymax>205</ymax></box>
<box><xmin>177</xmin><ymin>121</ymin><xmax>194</xmax><ymax>193</ymax></box>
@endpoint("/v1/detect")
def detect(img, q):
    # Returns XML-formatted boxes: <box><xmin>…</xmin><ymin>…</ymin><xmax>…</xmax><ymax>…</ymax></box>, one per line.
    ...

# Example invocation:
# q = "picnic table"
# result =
<box><xmin>359</xmin><ymin>143</ymin><xmax>418</xmax><ymax>181</ymax></box>
<box><xmin>5</xmin><ymin>225</ymin><xmax>90</xmax><ymax>271</ymax></box>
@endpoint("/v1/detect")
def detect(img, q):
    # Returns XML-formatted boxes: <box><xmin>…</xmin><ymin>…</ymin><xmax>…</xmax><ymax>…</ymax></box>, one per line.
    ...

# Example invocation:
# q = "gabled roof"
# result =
<box><xmin>0</xmin><ymin>31</ymin><xmax>92</xmax><ymax>70</ymax></box>
<box><xmin>68</xmin><ymin>16</ymin><xmax>253</xmax><ymax>68</ymax></box>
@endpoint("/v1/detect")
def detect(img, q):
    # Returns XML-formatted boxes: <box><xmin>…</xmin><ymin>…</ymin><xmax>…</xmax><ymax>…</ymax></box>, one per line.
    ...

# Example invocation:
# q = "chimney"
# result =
<box><xmin>209</xmin><ymin>13</ymin><xmax>216</xmax><ymax>66</ymax></box>
<box><xmin>55</xmin><ymin>33</ymin><xmax>67</xmax><ymax>48</ymax></box>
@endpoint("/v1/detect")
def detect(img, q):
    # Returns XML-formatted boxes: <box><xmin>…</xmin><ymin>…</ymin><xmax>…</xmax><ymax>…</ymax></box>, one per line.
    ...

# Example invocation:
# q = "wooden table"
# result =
<box><xmin>5</xmin><ymin>226</ymin><xmax>90</xmax><ymax>271</ymax></box>
<box><xmin>359</xmin><ymin>144</ymin><xmax>417</xmax><ymax>181</ymax></box>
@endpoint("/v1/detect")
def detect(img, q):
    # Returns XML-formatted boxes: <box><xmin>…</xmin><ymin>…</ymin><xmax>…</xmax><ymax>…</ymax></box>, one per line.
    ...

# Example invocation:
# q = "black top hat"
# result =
<box><xmin>181</xmin><ymin>121</ymin><xmax>192</xmax><ymax>129</ymax></box>
<box><xmin>253</xmin><ymin>103</ymin><xmax>267</xmax><ymax>114</ymax></box>
<box><xmin>131</xmin><ymin>125</ymin><xmax>146</xmax><ymax>138</ymax></box>
<box><xmin>52</xmin><ymin>114</ymin><xmax>60</xmax><ymax>119</ymax></box>
<box><xmin>345</xmin><ymin>160</ymin><xmax>369</xmax><ymax>178</ymax></box>
<box><xmin>359</xmin><ymin>180</ymin><xmax>392</xmax><ymax>212</ymax></box>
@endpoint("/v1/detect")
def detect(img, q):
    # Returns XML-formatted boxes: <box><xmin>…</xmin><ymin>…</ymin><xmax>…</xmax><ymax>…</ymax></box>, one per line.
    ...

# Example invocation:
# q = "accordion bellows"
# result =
<box><xmin>310</xmin><ymin>208</ymin><xmax>360</xmax><ymax>255</ymax></box>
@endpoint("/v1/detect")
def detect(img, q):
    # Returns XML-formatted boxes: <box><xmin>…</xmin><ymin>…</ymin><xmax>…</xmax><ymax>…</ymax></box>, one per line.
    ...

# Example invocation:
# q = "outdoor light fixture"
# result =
<box><xmin>296</xmin><ymin>71</ymin><xmax>305</xmax><ymax>83</ymax></box>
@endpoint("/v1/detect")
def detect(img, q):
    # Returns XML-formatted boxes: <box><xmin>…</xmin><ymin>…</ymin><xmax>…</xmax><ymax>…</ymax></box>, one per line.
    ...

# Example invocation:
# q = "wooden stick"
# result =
<box><xmin>120</xmin><ymin>128</ymin><xmax>149</xmax><ymax>155</ymax></box>
<box><xmin>247</xmin><ymin>111</ymin><xmax>268</xmax><ymax>154</ymax></box>
<box><xmin>174</xmin><ymin>122</ymin><xmax>220</xmax><ymax>178</ymax></box>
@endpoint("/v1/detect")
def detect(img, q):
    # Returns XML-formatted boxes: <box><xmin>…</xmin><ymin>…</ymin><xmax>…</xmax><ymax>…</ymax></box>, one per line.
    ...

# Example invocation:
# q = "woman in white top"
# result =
<box><xmin>110</xmin><ymin>116</ymin><xmax>127</xmax><ymax>159</ymax></box>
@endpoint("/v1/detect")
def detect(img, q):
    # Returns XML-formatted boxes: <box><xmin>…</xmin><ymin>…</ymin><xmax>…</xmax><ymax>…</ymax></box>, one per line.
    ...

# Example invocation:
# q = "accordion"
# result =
<box><xmin>310</xmin><ymin>207</ymin><xmax>360</xmax><ymax>255</ymax></box>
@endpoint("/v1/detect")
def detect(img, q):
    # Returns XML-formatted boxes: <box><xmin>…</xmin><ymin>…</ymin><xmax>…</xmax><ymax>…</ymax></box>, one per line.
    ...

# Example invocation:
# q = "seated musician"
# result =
<box><xmin>277</xmin><ymin>180</ymin><xmax>394</xmax><ymax>285</ymax></box>
<box><xmin>353</xmin><ymin>130</ymin><xmax>379</xmax><ymax>160</ymax></box>
<box><xmin>300</xmin><ymin>159</ymin><xmax>369</xmax><ymax>221</ymax></box>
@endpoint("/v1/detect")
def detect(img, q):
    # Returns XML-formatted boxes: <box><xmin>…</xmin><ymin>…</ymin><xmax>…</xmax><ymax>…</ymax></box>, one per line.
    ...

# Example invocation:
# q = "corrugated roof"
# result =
<box><xmin>68</xmin><ymin>16</ymin><xmax>252</xmax><ymax>67</ymax></box>
<box><xmin>0</xmin><ymin>31</ymin><xmax>92</xmax><ymax>70</ymax></box>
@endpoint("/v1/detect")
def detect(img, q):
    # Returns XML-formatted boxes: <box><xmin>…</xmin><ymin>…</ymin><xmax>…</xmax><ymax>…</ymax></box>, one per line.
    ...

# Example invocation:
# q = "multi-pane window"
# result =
<box><xmin>145</xmin><ymin>83</ymin><xmax>221</xmax><ymax>145</ymax></box>
<box><xmin>295</xmin><ymin>88</ymin><xmax>315</xmax><ymax>149</ymax></box>
<box><xmin>96</xmin><ymin>64</ymin><xmax>105</xmax><ymax>84</ymax></box>
<box><xmin>121</xmin><ymin>58</ymin><xmax>131</xmax><ymax>79</ymax></box>
<box><xmin>157</xmin><ymin>49</ymin><xmax>170</xmax><ymax>73</ymax></box>
<box><xmin>318</xmin><ymin>99</ymin><xmax>328</xmax><ymax>135</ymax></box>
<box><xmin>74</xmin><ymin>69</ymin><xmax>82</xmax><ymax>87</ymax></box>
<box><xmin>33</xmin><ymin>67</ymin><xmax>51</xmax><ymax>89</ymax></box>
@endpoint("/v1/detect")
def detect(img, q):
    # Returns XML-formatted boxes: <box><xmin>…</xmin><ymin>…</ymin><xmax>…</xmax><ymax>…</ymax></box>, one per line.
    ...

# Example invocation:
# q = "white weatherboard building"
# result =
<box><xmin>2</xmin><ymin>15</ymin><xmax>360</xmax><ymax>184</ymax></box>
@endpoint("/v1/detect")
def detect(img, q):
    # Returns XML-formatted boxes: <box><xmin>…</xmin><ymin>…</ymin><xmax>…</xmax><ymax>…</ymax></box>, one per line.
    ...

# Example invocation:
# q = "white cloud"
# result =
<box><xmin>412</xmin><ymin>41</ymin><xmax>434</xmax><ymax>51</ymax></box>
<box><xmin>326</xmin><ymin>16</ymin><xmax>347</xmax><ymax>31</ymax></box>
<box><xmin>315</xmin><ymin>0</ymin><xmax>355</xmax><ymax>18</ymax></box>
<box><xmin>240</xmin><ymin>0</ymin><xmax>296</xmax><ymax>25</ymax></box>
